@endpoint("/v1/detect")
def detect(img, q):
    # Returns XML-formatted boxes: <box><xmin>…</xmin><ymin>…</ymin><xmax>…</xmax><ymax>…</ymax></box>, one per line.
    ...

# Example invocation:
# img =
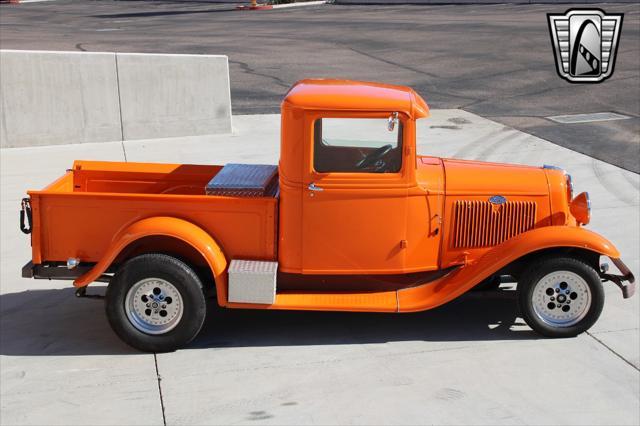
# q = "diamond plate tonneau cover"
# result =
<box><xmin>206</xmin><ymin>163</ymin><xmax>278</xmax><ymax>197</ymax></box>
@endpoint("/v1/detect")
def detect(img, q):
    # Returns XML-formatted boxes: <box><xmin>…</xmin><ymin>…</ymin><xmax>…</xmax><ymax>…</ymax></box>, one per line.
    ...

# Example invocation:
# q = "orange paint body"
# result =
<box><xmin>24</xmin><ymin>79</ymin><xmax>630</xmax><ymax>313</ymax></box>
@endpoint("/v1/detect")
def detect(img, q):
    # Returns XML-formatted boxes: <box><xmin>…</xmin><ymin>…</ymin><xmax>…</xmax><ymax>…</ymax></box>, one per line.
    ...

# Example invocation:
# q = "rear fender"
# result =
<box><xmin>74</xmin><ymin>217</ymin><xmax>229</xmax><ymax>304</ymax></box>
<box><xmin>397</xmin><ymin>226</ymin><xmax>620</xmax><ymax>312</ymax></box>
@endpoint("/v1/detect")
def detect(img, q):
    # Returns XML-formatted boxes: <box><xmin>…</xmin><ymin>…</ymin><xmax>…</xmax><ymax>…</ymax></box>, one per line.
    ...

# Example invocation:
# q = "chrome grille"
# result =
<box><xmin>452</xmin><ymin>200</ymin><xmax>537</xmax><ymax>248</ymax></box>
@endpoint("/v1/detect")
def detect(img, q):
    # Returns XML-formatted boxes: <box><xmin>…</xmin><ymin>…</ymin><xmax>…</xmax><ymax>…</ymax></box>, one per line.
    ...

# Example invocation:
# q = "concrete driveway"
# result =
<box><xmin>1</xmin><ymin>111</ymin><xmax>638</xmax><ymax>425</ymax></box>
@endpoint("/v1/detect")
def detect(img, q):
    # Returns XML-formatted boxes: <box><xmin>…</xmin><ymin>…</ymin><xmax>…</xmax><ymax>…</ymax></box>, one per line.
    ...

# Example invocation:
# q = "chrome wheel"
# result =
<box><xmin>531</xmin><ymin>270</ymin><xmax>591</xmax><ymax>327</ymax></box>
<box><xmin>124</xmin><ymin>278</ymin><xmax>184</xmax><ymax>335</ymax></box>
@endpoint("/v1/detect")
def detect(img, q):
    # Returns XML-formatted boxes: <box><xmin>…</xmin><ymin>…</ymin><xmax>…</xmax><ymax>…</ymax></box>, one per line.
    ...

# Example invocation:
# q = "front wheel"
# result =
<box><xmin>518</xmin><ymin>257</ymin><xmax>604</xmax><ymax>338</ymax></box>
<box><xmin>106</xmin><ymin>253</ymin><xmax>206</xmax><ymax>352</ymax></box>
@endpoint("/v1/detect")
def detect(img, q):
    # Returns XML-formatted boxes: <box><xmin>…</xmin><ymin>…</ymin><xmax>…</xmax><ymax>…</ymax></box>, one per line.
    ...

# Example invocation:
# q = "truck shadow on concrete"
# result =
<box><xmin>0</xmin><ymin>287</ymin><xmax>539</xmax><ymax>356</ymax></box>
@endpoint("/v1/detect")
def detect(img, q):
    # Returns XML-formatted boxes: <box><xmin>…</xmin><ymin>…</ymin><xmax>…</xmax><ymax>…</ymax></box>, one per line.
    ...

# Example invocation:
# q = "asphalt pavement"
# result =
<box><xmin>0</xmin><ymin>1</ymin><xmax>638</xmax><ymax>172</ymax></box>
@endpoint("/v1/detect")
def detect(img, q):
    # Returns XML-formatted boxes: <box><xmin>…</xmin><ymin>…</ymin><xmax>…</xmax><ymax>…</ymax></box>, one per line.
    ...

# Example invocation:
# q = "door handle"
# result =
<box><xmin>308</xmin><ymin>183</ymin><xmax>323</xmax><ymax>192</ymax></box>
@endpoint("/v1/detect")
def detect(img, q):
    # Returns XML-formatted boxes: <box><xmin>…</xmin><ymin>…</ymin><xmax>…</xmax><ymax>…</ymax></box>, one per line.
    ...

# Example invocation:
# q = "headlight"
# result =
<box><xmin>570</xmin><ymin>192</ymin><xmax>590</xmax><ymax>225</ymax></box>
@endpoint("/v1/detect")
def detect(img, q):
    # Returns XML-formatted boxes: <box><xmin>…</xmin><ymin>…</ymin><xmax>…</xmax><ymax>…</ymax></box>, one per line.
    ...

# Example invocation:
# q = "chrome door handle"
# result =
<box><xmin>308</xmin><ymin>183</ymin><xmax>323</xmax><ymax>192</ymax></box>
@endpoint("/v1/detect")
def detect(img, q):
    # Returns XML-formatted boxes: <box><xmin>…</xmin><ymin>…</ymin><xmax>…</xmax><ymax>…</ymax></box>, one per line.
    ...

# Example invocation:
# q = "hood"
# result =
<box><xmin>443</xmin><ymin>158</ymin><xmax>549</xmax><ymax>196</ymax></box>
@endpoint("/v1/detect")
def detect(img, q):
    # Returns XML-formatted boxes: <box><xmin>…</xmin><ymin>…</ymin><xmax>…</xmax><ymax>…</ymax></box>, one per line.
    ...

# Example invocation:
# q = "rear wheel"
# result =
<box><xmin>518</xmin><ymin>257</ymin><xmax>604</xmax><ymax>337</ymax></box>
<box><xmin>106</xmin><ymin>253</ymin><xmax>206</xmax><ymax>352</ymax></box>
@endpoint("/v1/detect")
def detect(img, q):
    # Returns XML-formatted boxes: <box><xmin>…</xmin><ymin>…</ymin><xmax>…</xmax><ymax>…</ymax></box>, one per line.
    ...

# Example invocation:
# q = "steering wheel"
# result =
<box><xmin>355</xmin><ymin>144</ymin><xmax>393</xmax><ymax>170</ymax></box>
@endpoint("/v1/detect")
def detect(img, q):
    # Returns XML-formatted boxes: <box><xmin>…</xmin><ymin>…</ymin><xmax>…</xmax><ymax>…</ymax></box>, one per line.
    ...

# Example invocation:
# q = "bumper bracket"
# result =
<box><xmin>601</xmin><ymin>258</ymin><xmax>636</xmax><ymax>299</ymax></box>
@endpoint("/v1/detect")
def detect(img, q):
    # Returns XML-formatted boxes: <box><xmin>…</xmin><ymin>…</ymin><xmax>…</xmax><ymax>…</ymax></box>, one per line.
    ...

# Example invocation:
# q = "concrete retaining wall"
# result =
<box><xmin>0</xmin><ymin>50</ymin><xmax>232</xmax><ymax>148</ymax></box>
<box><xmin>117</xmin><ymin>53</ymin><xmax>232</xmax><ymax>141</ymax></box>
<box><xmin>0</xmin><ymin>50</ymin><xmax>122</xmax><ymax>148</ymax></box>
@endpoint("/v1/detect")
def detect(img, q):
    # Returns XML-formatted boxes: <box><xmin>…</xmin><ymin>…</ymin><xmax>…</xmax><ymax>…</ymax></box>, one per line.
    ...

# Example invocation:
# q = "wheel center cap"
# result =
<box><xmin>557</xmin><ymin>294</ymin><xmax>567</xmax><ymax>303</ymax></box>
<box><xmin>152</xmin><ymin>302</ymin><xmax>158</xmax><ymax>308</ymax></box>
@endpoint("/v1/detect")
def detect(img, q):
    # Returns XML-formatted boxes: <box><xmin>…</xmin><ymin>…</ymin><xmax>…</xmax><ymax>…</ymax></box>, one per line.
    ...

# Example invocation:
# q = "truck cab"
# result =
<box><xmin>21</xmin><ymin>79</ymin><xmax>635</xmax><ymax>352</ymax></box>
<box><xmin>278</xmin><ymin>79</ymin><xmax>440</xmax><ymax>277</ymax></box>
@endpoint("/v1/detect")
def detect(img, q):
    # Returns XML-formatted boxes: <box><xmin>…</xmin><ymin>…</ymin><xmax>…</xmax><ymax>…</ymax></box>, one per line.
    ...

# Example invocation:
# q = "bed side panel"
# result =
<box><xmin>35</xmin><ymin>193</ymin><xmax>277</xmax><ymax>264</ymax></box>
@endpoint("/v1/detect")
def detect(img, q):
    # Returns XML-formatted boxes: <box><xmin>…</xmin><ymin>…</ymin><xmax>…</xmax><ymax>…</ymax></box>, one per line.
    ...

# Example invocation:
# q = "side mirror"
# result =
<box><xmin>387</xmin><ymin>112</ymin><xmax>398</xmax><ymax>132</ymax></box>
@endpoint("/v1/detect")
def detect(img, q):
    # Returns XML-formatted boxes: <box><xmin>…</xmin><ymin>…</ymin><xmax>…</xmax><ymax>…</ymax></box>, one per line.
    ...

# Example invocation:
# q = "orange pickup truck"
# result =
<box><xmin>21</xmin><ymin>79</ymin><xmax>635</xmax><ymax>352</ymax></box>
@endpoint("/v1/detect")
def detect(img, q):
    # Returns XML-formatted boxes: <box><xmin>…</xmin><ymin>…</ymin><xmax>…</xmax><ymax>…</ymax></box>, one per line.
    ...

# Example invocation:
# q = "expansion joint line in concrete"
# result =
<box><xmin>154</xmin><ymin>353</ymin><xmax>167</xmax><ymax>426</ymax></box>
<box><xmin>586</xmin><ymin>331</ymin><xmax>639</xmax><ymax>372</ymax></box>
<box><xmin>114</xmin><ymin>53</ymin><xmax>127</xmax><ymax>162</ymax></box>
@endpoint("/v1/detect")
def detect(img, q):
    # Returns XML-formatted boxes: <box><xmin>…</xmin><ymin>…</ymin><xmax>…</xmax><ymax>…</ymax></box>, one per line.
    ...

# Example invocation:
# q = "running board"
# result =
<box><xmin>269</xmin><ymin>290</ymin><xmax>398</xmax><ymax>312</ymax></box>
<box><xmin>225</xmin><ymin>290</ymin><xmax>398</xmax><ymax>312</ymax></box>
<box><xmin>226</xmin><ymin>259</ymin><xmax>399</xmax><ymax>312</ymax></box>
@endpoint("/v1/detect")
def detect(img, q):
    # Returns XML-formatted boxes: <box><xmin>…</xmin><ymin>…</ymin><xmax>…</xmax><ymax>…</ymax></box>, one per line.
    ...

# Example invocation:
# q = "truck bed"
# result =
<box><xmin>27</xmin><ymin>160</ymin><xmax>278</xmax><ymax>266</ymax></box>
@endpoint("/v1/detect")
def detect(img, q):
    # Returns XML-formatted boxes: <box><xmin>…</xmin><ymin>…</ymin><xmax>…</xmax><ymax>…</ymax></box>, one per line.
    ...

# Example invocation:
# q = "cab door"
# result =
<box><xmin>301</xmin><ymin>114</ymin><xmax>412</xmax><ymax>275</ymax></box>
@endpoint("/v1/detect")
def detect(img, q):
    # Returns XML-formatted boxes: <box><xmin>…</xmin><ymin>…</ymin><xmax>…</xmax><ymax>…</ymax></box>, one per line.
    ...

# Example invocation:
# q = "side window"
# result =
<box><xmin>313</xmin><ymin>117</ymin><xmax>403</xmax><ymax>173</ymax></box>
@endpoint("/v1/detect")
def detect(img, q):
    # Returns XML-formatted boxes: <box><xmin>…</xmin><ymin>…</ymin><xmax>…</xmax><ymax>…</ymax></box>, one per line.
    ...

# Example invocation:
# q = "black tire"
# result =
<box><xmin>518</xmin><ymin>256</ymin><xmax>604</xmax><ymax>338</ymax></box>
<box><xmin>105</xmin><ymin>253</ymin><xmax>206</xmax><ymax>352</ymax></box>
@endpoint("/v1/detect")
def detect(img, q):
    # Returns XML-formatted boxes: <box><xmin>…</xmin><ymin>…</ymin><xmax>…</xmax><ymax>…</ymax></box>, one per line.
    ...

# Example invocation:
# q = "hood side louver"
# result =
<box><xmin>453</xmin><ymin>200</ymin><xmax>537</xmax><ymax>249</ymax></box>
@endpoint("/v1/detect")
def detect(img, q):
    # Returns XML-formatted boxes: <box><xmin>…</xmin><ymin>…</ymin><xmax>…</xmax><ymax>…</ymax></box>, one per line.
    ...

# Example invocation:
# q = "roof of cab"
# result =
<box><xmin>282</xmin><ymin>79</ymin><xmax>430</xmax><ymax>119</ymax></box>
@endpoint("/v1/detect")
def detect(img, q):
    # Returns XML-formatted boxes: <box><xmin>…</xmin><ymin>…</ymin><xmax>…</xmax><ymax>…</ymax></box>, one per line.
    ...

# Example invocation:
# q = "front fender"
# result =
<box><xmin>74</xmin><ymin>217</ymin><xmax>229</xmax><ymax>303</ymax></box>
<box><xmin>397</xmin><ymin>226</ymin><xmax>620</xmax><ymax>312</ymax></box>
